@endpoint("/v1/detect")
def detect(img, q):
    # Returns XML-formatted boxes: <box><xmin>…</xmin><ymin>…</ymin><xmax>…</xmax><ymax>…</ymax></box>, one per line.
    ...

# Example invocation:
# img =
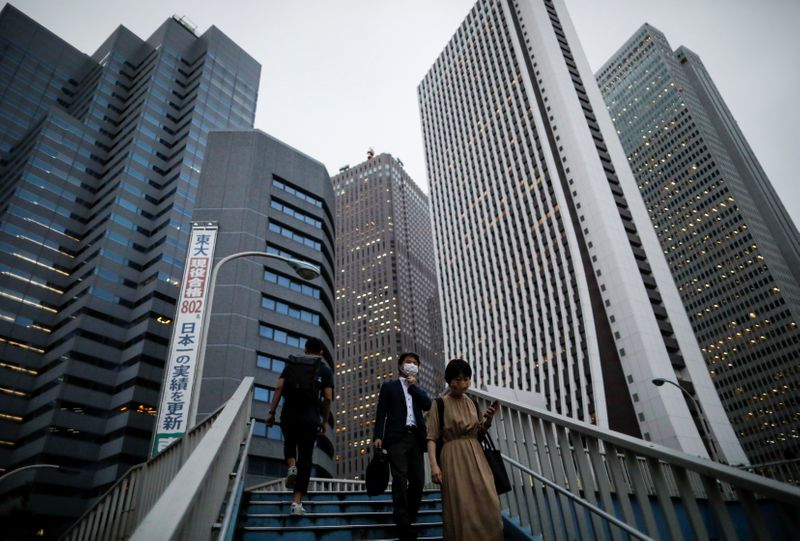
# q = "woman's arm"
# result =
<box><xmin>427</xmin><ymin>398</ymin><xmax>443</xmax><ymax>484</ymax></box>
<box><xmin>428</xmin><ymin>439</ymin><xmax>442</xmax><ymax>484</ymax></box>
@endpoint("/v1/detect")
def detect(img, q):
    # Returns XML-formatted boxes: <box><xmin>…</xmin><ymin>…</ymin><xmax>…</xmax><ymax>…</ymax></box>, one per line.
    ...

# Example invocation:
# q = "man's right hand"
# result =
<box><xmin>374</xmin><ymin>438</ymin><xmax>382</xmax><ymax>449</ymax></box>
<box><xmin>265</xmin><ymin>412</ymin><xmax>275</xmax><ymax>427</ymax></box>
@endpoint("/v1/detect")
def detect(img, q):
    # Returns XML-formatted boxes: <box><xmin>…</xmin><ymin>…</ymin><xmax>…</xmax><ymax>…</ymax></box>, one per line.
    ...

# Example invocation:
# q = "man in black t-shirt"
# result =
<box><xmin>266</xmin><ymin>337</ymin><xmax>333</xmax><ymax>516</ymax></box>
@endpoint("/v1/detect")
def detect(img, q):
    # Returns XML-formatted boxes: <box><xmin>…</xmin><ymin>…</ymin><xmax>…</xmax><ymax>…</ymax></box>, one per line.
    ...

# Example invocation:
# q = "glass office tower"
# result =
<box><xmin>0</xmin><ymin>5</ymin><xmax>259</xmax><ymax>532</ymax></box>
<box><xmin>597</xmin><ymin>24</ymin><xmax>800</xmax><ymax>468</ymax></box>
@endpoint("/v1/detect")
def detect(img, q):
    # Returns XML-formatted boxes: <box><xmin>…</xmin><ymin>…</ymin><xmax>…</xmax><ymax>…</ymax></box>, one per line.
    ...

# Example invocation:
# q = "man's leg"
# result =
<box><xmin>292</xmin><ymin>424</ymin><xmax>317</xmax><ymax>503</ymax></box>
<box><xmin>406</xmin><ymin>445</ymin><xmax>425</xmax><ymax>523</ymax></box>
<box><xmin>388</xmin><ymin>433</ymin><xmax>415</xmax><ymax>539</ymax></box>
<box><xmin>281</xmin><ymin>423</ymin><xmax>299</xmax><ymax>488</ymax></box>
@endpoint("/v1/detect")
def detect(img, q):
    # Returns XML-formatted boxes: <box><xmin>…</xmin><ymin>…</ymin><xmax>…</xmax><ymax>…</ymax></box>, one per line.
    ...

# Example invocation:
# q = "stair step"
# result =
<box><xmin>242</xmin><ymin>521</ymin><xmax>443</xmax><ymax>541</ymax></box>
<box><xmin>243</xmin><ymin>509</ymin><xmax>441</xmax><ymax>528</ymax></box>
<box><xmin>247</xmin><ymin>500</ymin><xmax>442</xmax><ymax>514</ymax></box>
<box><xmin>247</xmin><ymin>491</ymin><xmax>441</xmax><ymax>503</ymax></box>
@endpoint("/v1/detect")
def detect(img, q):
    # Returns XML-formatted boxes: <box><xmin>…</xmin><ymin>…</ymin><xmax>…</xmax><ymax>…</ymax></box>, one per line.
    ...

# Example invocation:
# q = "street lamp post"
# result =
<box><xmin>652</xmin><ymin>377</ymin><xmax>721</xmax><ymax>462</ymax></box>
<box><xmin>187</xmin><ymin>251</ymin><xmax>320</xmax><ymax>426</ymax></box>
<box><xmin>0</xmin><ymin>464</ymin><xmax>65</xmax><ymax>485</ymax></box>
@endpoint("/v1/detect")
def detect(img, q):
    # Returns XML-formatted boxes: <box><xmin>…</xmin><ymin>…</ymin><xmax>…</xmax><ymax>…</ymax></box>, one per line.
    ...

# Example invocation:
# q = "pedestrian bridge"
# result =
<box><xmin>61</xmin><ymin>377</ymin><xmax>800</xmax><ymax>540</ymax></box>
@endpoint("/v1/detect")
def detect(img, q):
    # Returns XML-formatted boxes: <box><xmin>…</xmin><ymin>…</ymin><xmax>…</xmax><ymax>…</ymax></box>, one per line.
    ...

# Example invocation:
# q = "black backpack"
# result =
<box><xmin>282</xmin><ymin>355</ymin><xmax>321</xmax><ymax>402</ymax></box>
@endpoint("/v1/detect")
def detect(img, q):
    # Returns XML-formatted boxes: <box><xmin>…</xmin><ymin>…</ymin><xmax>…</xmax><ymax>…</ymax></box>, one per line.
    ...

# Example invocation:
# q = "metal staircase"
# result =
<box><xmin>237</xmin><ymin>478</ymin><xmax>538</xmax><ymax>541</ymax></box>
<box><xmin>240</xmin><ymin>482</ymin><xmax>444</xmax><ymax>541</ymax></box>
<box><xmin>60</xmin><ymin>378</ymin><xmax>800</xmax><ymax>540</ymax></box>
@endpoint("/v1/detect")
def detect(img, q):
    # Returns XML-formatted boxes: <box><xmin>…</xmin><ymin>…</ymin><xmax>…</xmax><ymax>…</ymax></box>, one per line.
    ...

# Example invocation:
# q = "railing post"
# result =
<box><xmin>469</xmin><ymin>388</ymin><xmax>800</xmax><ymax>541</ymax></box>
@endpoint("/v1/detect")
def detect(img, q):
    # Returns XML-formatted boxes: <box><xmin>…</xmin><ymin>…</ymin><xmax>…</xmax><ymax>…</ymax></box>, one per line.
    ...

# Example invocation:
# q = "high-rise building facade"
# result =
<box><xmin>418</xmin><ymin>0</ymin><xmax>747</xmax><ymax>464</ymax></box>
<box><xmin>0</xmin><ymin>5</ymin><xmax>259</xmax><ymax>531</ymax></box>
<box><xmin>597</xmin><ymin>25</ymin><xmax>800</xmax><ymax>466</ymax></box>
<box><xmin>192</xmin><ymin>129</ymin><xmax>336</xmax><ymax>483</ymax></box>
<box><xmin>333</xmin><ymin>153</ymin><xmax>443</xmax><ymax>478</ymax></box>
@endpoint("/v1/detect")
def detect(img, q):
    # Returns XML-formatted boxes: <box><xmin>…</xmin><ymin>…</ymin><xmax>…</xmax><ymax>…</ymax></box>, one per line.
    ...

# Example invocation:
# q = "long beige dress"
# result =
<box><xmin>426</xmin><ymin>393</ymin><xmax>503</xmax><ymax>541</ymax></box>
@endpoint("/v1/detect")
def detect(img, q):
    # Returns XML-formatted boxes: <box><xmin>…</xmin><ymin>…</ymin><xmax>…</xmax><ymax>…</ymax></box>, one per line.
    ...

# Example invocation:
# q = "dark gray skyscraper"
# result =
<box><xmin>332</xmin><ymin>152</ymin><xmax>443</xmax><ymax>479</ymax></box>
<box><xmin>192</xmin><ymin>129</ymin><xmax>336</xmax><ymax>484</ymax></box>
<box><xmin>597</xmin><ymin>24</ymin><xmax>800</xmax><ymax>468</ymax></box>
<box><xmin>419</xmin><ymin>0</ymin><xmax>746</xmax><ymax>465</ymax></box>
<box><xmin>0</xmin><ymin>5</ymin><xmax>258</xmax><ymax>532</ymax></box>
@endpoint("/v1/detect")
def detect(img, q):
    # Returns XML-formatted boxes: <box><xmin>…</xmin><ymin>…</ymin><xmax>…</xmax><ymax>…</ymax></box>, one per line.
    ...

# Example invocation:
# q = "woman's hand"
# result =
<box><xmin>482</xmin><ymin>400</ymin><xmax>499</xmax><ymax>429</ymax></box>
<box><xmin>430</xmin><ymin>464</ymin><xmax>443</xmax><ymax>485</ymax></box>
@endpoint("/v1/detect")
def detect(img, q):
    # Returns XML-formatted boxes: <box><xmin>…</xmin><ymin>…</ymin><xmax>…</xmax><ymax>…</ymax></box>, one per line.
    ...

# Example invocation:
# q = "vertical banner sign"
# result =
<box><xmin>150</xmin><ymin>225</ymin><xmax>218</xmax><ymax>457</ymax></box>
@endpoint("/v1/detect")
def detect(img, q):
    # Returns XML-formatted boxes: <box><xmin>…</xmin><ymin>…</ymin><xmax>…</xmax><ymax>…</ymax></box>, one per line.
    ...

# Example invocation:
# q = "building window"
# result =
<box><xmin>259</xmin><ymin>323</ymin><xmax>307</xmax><ymax>349</ymax></box>
<box><xmin>253</xmin><ymin>419</ymin><xmax>284</xmax><ymax>440</ymax></box>
<box><xmin>256</xmin><ymin>353</ymin><xmax>286</xmax><ymax>373</ymax></box>
<box><xmin>269</xmin><ymin>220</ymin><xmax>321</xmax><ymax>251</ymax></box>
<box><xmin>272</xmin><ymin>176</ymin><xmax>323</xmax><ymax>208</ymax></box>
<box><xmin>270</xmin><ymin>199</ymin><xmax>322</xmax><ymax>229</ymax></box>
<box><xmin>262</xmin><ymin>295</ymin><xmax>320</xmax><ymax>324</ymax></box>
<box><xmin>264</xmin><ymin>269</ymin><xmax>320</xmax><ymax>299</ymax></box>
<box><xmin>254</xmin><ymin>385</ymin><xmax>276</xmax><ymax>403</ymax></box>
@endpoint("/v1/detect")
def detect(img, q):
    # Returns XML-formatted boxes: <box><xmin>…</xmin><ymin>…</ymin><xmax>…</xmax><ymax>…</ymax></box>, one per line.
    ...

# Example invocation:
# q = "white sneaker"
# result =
<box><xmin>289</xmin><ymin>502</ymin><xmax>305</xmax><ymax>517</ymax></box>
<box><xmin>285</xmin><ymin>465</ymin><xmax>297</xmax><ymax>489</ymax></box>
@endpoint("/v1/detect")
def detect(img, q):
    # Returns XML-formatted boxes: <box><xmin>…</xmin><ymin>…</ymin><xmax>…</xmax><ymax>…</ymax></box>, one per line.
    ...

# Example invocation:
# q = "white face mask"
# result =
<box><xmin>402</xmin><ymin>363</ymin><xmax>419</xmax><ymax>376</ymax></box>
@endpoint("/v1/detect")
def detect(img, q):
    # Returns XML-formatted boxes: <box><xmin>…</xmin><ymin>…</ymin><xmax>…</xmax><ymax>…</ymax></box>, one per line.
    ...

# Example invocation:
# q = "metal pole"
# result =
<box><xmin>660</xmin><ymin>379</ymin><xmax>720</xmax><ymax>462</ymax></box>
<box><xmin>0</xmin><ymin>464</ymin><xmax>61</xmax><ymax>484</ymax></box>
<box><xmin>187</xmin><ymin>251</ymin><xmax>319</xmax><ymax>427</ymax></box>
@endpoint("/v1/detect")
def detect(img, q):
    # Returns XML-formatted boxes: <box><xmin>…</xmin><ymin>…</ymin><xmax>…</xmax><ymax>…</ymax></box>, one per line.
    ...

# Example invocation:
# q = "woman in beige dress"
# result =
<box><xmin>426</xmin><ymin>359</ymin><xmax>503</xmax><ymax>541</ymax></box>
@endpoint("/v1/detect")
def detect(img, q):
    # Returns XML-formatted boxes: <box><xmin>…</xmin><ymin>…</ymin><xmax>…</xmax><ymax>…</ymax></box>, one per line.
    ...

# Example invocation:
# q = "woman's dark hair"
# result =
<box><xmin>397</xmin><ymin>352</ymin><xmax>420</xmax><ymax>367</ymax></box>
<box><xmin>444</xmin><ymin>359</ymin><xmax>472</xmax><ymax>383</ymax></box>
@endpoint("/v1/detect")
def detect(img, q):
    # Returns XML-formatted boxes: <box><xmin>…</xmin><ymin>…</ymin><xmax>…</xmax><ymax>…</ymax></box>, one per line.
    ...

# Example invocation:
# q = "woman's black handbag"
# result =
<box><xmin>480</xmin><ymin>430</ymin><xmax>511</xmax><ymax>495</ymax></box>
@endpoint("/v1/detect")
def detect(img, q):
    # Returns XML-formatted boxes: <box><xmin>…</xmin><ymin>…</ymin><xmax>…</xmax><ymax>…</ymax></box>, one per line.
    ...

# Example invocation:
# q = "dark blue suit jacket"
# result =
<box><xmin>373</xmin><ymin>379</ymin><xmax>432</xmax><ymax>451</ymax></box>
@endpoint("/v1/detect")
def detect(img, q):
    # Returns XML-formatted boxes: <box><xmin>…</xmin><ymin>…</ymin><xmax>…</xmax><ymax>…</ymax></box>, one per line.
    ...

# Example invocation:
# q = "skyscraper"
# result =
<box><xmin>332</xmin><ymin>152</ymin><xmax>443</xmax><ymax>478</ymax></box>
<box><xmin>418</xmin><ymin>0</ymin><xmax>747</xmax><ymax>464</ymax></box>
<box><xmin>597</xmin><ymin>25</ymin><xmax>800</xmax><ymax>467</ymax></box>
<box><xmin>0</xmin><ymin>5</ymin><xmax>259</xmax><ymax>531</ymax></box>
<box><xmin>192</xmin><ymin>129</ymin><xmax>336</xmax><ymax>484</ymax></box>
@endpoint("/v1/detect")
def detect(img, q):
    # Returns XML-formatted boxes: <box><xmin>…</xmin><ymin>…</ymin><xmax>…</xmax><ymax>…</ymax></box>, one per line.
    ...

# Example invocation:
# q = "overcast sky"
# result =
<box><xmin>10</xmin><ymin>0</ymin><xmax>799</xmax><ymax>227</ymax></box>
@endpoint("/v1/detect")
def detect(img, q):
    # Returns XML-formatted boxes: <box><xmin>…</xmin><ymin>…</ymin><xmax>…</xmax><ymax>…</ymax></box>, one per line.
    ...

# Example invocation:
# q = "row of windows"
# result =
<box><xmin>262</xmin><ymin>295</ymin><xmax>320</xmax><ymax>325</ymax></box>
<box><xmin>256</xmin><ymin>353</ymin><xmax>286</xmax><ymax>373</ymax></box>
<box><xmin>264</xmin><ymin>269</ymin><xmax>320</xmax><ymax>299</ymax></box>
<box><xmin>259</xmin><ymin>323</ymin><xmax>307</xmax><ymax>349</ymax></box>
<box><xmin>269</xmin><ymin>221</ymin><xmax>321</xmax><ymax>251</ymax></box>
<box><xmin>271</xmin><ymin>199</ymin><xmax>322</xmax><ymax>229</ymax></box>
<box><xmin>273</xmin><ymin>177</ymin><xmax>323</xmax><ymax>208</ymax></box>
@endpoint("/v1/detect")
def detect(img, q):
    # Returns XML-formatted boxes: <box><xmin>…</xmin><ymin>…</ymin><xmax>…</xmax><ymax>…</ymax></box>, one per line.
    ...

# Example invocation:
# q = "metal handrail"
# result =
<box><xmin>248</xmin><ymin>477</ymin><xmax>372</xmax><ymax>493</ymax></box>
<box><xmin>502</xmin><ymin>453</ymin><xmax>654</xmax><ymax>540</ymax></box>
<box><xmin>469</xmin><ymin>388</ymin><xmax>800</xmax><ymax>541</ymax></box>
<box><xmin>60</xmin><ymin>401</ymin><xmax>228</xmax><ymax>541</ymax></box>
<box><xmin>216</xmin><ymin>420</ymin><xmax>255</xmax><ymax>541</ymax></box>
<box><xmin>130</xmin><ymin>377</ymin><xmax>253</xmax><ymax>540</ymax></box>
<box><xmin>61</xmin><ymin>377</ymin><xmax>254</xmax><ymax>541</ymax></box>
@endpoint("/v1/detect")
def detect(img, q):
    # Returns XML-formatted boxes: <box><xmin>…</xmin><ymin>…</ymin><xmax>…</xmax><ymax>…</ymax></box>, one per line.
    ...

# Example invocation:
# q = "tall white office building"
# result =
<box><xmin>418</xmin><ymin>0</ymin><xmax>747</xmax><ymax>463</ymax></box>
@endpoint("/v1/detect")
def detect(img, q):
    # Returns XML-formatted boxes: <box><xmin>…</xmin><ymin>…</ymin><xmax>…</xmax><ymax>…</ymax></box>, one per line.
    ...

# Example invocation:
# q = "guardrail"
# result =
<box><xmin>249</xmin><ymin>477</ymin><xmax>374</xmax><ymax>493</ymax></box>
<box><xmin>61</xmin><ymin>377</ymin><xmax>254</xmax><ymax>541</ymax></box>
<box><xmin>470</xmin><ymin>388</ymin><xmax>800</xmax><ymax>541</ymax></box>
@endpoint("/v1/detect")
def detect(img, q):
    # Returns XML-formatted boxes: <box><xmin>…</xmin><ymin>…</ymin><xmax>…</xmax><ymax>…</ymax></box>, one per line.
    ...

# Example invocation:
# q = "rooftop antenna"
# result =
<box><xmin>172</xmin><ymin>15</ymin><xmax>198</xmax><ymax>36</ymax></box>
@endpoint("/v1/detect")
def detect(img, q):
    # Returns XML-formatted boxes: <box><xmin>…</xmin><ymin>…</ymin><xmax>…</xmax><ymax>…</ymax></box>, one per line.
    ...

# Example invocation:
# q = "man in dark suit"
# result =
<box><xmin>373</xmin><ymin>352</ymin><xmax>432</xmax><ymax>541</ymax></box>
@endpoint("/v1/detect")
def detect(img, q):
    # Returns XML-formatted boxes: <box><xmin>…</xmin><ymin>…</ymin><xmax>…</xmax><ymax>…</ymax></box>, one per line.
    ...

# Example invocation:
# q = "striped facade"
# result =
<box><xmin>418</xmin><ymin>0</ymin><xmax>746</xmax><ymax>464</ymax></box>
<box><xmin>597</xmin><ymin>25</ymin><xmax>800</xmax><ymax>467</ymax></box>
